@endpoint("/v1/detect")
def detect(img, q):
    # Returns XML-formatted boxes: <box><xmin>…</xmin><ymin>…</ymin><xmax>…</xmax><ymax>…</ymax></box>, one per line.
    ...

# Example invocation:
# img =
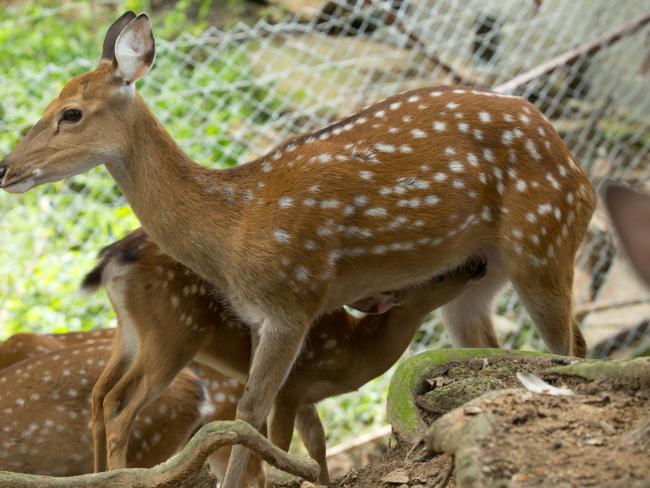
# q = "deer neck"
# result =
<box><xmin>105</xmin><ymin>95</ymin><xmax>242</xmax><ymax>280</ymax></box>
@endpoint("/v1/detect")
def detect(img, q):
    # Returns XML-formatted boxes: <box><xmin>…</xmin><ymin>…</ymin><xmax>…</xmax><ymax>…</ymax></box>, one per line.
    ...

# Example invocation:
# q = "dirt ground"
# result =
<box><xmin>301</xmin><ymin>355</ymin><xmax>650</xmax><ymax>488</ymax></box>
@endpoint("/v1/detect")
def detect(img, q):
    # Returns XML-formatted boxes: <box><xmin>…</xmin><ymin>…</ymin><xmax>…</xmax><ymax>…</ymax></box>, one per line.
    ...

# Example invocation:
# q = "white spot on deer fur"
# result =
<box><xmin>389</xmin><ymin>127</ymin><xmax>399</xmax><ymax>134</ymax></box>
<box><xmin>467</xmin><ymin>153</ymin><xmax>479</xmax><ymax>167</ymax></box>
<box><xmin>479</xmin><ymin>172</ymin><xmax>487</xmax><ymax>184</ymax></box>
<box><xmin>526</xmin><ymin>139</ymin><xmax>542</xmax><ymax>161</ymax></box>
<box><xmin>531</xmin><ymin>234</ymin><xmax>540</xmax><ymax>245</ymax></box>
<box><xmin>446</xmin><ymin>102</ymin><xmax>459</xmax><ymax>110</ymax></box>
<box><xmin>526</xmin><ymin>212</ymin><xmax>537</xmax><ymax>223</ymax></box>
<box><xmin>496</xmin><ymin>181</ymin><xmax>504</xmax><ymax>194</ymax></box>
<box><xmin>411</xmin><ymin>128</ymin><xmax>426</xmax><ymax>139</ymax></box>
<box><xmin>513</xmin><ymin>128</ymin><xmax>524</xmax><ymax>138</ymax></box>
<box><xmin>303</xmin><ymin>198</ymin><xmax>316</xmax><ymax>207</ymax></box>
<box><xmin>554</xmin><ymin>207</ymin><xmax>562</xmax><ymax>220</ymax></box>
<box><xmin>278</xmin><ymin>197</ymin><xmax>293</xmax><ymax>208</ymax></box>
<box><xmin>483</xmin><ymin>148</ymin><xmax>495</xmax><ymax>163</ymax></box>
<box><xmin>359</xmin><ymin>170</ymin><xmax>374</xmax><ymax>181</ymax></box>
<box><xmin>379</xmin><ymin>187</ymin><xmax>392</xmax><ymax>196</ymax></box>
<box><xmin>433</xmin><ymin>121</ymin><xmax>446</xmax><ymax>131</ymax></box>
<box><xmin>434</xmin><ymin>172</ymin><xmax>447</xmax><ymax>182</ymax></box>
<box><xmin>399</xmin><ymin>145</ymin><xmax>413</xmax><ymax>153</ymax></box>
<box><xmin>519</xmin><ymin>114</ymin><xmax>531</xmax><ymax>124</ymax></box>
<box><xmin>365</xmin><ymin>207</ymin><xmax>387</xmax><ymax>218</ymax></box>
<box><xmin>321</xmin><ymin>199</ymin><xmax>340</xmax><ymax>209</ymax></box>
<box><xmin>408</xmin><ymin>95</ymin><xmax>420</xmax><ymax>103</ymax></box>
<box><xmin>318</xmin><ymin>153</ymin><xmax>332</xmax><ymax>163</ymax></box>
<box><xmin>390</xmin><ymin>102</ymin><xmax>402</xmax><ymax>110</ymax></box>
<box><xmin>503</xmin><ymin>113</ymin><xmax>515</xmax><ymax>122</ymax></box>
<box><xmin>502</xmin><ymin>130</ymin><xmax>514</xmax><ymax>145</ymax></box>
<box><xmin>454</xmin><ymin>113</ymin><xmax>464</xmax><ymax>119</ymax></box>
<box><xmin>445</xmin><ymin>147</ymin><xmax>456</xmax><ymax>156</ymax></box>
<box><xmin>453</xmin><ymin>180</ymin><xmax>465</xmax><ymax>189</ymax></box>
<box><xmin>424</xmin><ymin>195</ymin><xmax>440</xmax><ymax>206</ymax></box>
<box><xmin>566</xmin><ymin>192</ymin><xmax>574</xmax><ymax>204</ymax></box>
<box><xmin>558</xmin><ymin>165</ymin><xmax>567</xmax><ymax>178</ymax></box>
<box><xmin>547</xmin><ymin>244</ymin><xmax>555</xmax><ymax>258</ymax></box>
<box><xmin>376</xmin><ymin>143</ymin><xmax>396</xmax><ymax>153</ymax></box>
<box><xmin>449</xmin><ymin>161</ymin><xmax>464</xmax><ymax>173</ymax></box>
<box><xmin>538</xmin><ymin>203</ymin><xmax>552</xmax><ymax>215</ymax></box>
<box><xmin>430</xmin><ymin>91</ymin><xmax>442</xmax><ymax>97</ymax></box>
<box><xmin>375</xmin><ymin>110</ymin><xmax>385</xmax><ymax>118</ymax></box>
<box><xmin>295</xmin><ymin>266</ymin><xmax>309</xmax><ymax>281</ymax></box>
<box><xmin>479</xmin><ymin>112</ymin><xmax>491</xmax><ymax>123</ymax></box>
<box><xmin>492</xmin><ymin>167</ymin><xmax>503</xmax><ymax>179</ymax></box>
<box><xmin>458</xmin><ymin>122</ymin><xmax>470</xmax><ymax>133</ymax></box>
<box><xmin>473</xmin><ymin>129</ymin><xmax>483</xmax><ymax>140</ymax></box>
<box><xmin>481</xmin><ymin>207</ymin><xmax>492</xmax><ymax>221</ymax></box>
<box><xmin>514</xmin><ymin>179</ymin><xmax>527</xmax><ymax>192</ymax></box>
<box><xmin>402</xmin><ymin>115</ymin><xmax>413</xmax><ymax>123</ymax></box>
<box><xmin>546</xmin><ymin>173</ymin><xmax>560</xmax><ymax>190</ymax></box>
<box><xmin>273</xmin><ymin>229</ymin><xmax>290</xmax><ymax>244</ymax></box>
<box><xmin>261</xmin><ymin>161</ymin><xmax>272</xmax><ymax>173</ymax></box>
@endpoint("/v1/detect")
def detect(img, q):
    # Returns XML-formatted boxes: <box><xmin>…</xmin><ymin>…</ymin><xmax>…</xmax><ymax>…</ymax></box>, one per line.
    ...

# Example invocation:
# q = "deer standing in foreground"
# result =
<box><xmin>83</xmin><ymin>227</ymin><xmax>484</xmax><ymax>484</ymax></box>
<box><xmin>0</xmin><ymin>11</ymin><xmax>595</xmax><ymax>486</ymax></box>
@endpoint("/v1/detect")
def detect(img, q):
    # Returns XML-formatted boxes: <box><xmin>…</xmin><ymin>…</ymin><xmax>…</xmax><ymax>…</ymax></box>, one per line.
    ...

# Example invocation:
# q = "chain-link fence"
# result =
<box><xmin>1</xmin><ymin>0</ymin><xmax>649</xmax><ymax>445</ymax></box>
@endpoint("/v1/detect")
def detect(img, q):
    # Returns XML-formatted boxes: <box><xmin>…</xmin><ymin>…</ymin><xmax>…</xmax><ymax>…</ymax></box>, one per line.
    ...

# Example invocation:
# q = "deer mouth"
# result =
<box><xmin>0</xmin><ymin>169</ymin><xmax>39</xmax><ymax>193</ymax></box>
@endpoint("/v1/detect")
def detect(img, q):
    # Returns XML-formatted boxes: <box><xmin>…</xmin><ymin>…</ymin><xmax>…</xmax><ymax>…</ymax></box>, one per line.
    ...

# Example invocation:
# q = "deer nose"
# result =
<box><xmin>0</xmin><ymin>163</ymin><xmax>7</xmax><ymax>182</ymax></box>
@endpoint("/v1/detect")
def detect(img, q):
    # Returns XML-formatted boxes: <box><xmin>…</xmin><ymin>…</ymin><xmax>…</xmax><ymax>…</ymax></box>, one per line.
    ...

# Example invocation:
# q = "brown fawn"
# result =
<box><xmin>0</xmin><ymin>11</ymin><xmax>595</xmax><ymax>486</ymax></box>
<box><xmin>83</xmin><ymin>227</ymin><xmax>483</xmax><ymax>484</ymax></box>
<box><xmin>0</xmin><ymin>330</ymin><xmax>265</xmax><ymax>485</ymax></box>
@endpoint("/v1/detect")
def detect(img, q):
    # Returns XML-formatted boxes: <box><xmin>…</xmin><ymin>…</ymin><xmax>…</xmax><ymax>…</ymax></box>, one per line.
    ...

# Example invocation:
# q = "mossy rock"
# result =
<box><xmin>386</xmin><ymin>348</ymin><xmax>551</xmax><ymax>443</ymax></box>
<box><xmin>550</xmin><ymin>356</ymin><xmax>650</xmax><ymax>389</ymax></box>
<box><xmin>417</xmin><ymin>376</ymin><xmax>507</xmax><ymax>415</ymax></box>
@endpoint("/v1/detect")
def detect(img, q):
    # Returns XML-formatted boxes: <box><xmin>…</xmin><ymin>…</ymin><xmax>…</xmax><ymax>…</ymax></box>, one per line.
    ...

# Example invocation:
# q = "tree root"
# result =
<box><xmin>0</xmin><ymin>420</ymin><xmax>320</xmax><ymax>488</ymax></box>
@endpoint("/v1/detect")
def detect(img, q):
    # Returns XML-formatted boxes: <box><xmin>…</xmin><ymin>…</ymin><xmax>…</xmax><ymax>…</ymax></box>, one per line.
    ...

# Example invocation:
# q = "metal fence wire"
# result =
<box><xmin>0</xmin><ymin>0</ymin><xmax>649</xmax><ymax>440</ymax></box>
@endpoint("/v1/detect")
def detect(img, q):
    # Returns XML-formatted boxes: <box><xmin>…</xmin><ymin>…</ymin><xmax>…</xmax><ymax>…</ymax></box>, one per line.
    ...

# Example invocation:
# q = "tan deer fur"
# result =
<box><xmin>0</xmin><ymin>11</ymin><xmax>596</xmax><ymax>486</ymax></box>
<box><xmin>83</xmin><ymin>227</ymin><xmax>483</xmax><ymax>483</ymax></box>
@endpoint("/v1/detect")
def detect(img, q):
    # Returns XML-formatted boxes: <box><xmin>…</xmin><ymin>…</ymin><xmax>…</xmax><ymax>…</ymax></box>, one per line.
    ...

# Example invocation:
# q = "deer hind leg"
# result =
<box><xmin>91</xmin><ymin>329</ymin><xmax>132</xmax><ymax>472</ymax></box>
<box><xmin>295</xmin><ymin>403</ymin><xmax>329</xmax><ymax>485</ymax></box>
<box><xmin>103</xmin><ymin>344</ymin><xmax>197</xmax><ymax>469</ymax></box>
<box><xmin>442</xmin><ymin>249</ymin><xmax>509</xmax><ymax>348</ymax></box>
<box><xmin>508</xmin><ymin>255</ymin><xmax>585</xmax><ymax>357</ymax></box>
<box><xmin>222</xmin><ymin>312</ymin><xmax>312</xmax><ymax>488</ymax></box>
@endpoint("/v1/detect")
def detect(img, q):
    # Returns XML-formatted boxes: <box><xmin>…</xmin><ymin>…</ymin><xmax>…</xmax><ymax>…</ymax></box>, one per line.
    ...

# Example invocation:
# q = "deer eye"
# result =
<box><xmin>61</xmin><ymin>109</ymin><xmax>82</xmax><ymax>123</ymax></box>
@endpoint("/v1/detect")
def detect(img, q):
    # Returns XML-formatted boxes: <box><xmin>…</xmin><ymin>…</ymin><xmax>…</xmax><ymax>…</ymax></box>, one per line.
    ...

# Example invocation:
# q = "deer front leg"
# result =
<box><xmin>222</xmin><ymin>315</ymin><xmax>310</xmax><ymax>488</ymax></box>
<box><xmin>91</xmin><ymin>334</ymin><xmax>132</xmax><ymax>473</ymax></box>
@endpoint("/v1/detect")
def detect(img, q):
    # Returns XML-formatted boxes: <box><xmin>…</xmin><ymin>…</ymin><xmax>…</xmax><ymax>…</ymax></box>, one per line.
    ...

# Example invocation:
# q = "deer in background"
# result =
<box><xmin>0</xmin><ymin>329</ymin><xmax>112</xmax><ymax>370</ymax></box>
<box><xmin>605</xmin><ymin>184</ymin><xmax>650</xmax><ymax>287</ymax></box>
<box><xmin>0</xmin><ymin>330</ymin><xmax>265</xmax><ymax>485</ymax></box>
<box><xmin>0</xmin><ymin>340</ymin><xmax>206</xmax><ymax>476</ymax></box>
<box><xmin>83</xmin><ymin>227</ymin><xmax>484</xmax><ymax>484</ymax></box>
<box><xmin>0</xmin><ymin>11</ymin><xmax>595</xmax><ymax>486</ymax></box>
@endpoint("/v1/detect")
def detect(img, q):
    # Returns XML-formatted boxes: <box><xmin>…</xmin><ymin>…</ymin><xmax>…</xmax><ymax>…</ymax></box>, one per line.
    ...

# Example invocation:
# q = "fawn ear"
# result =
<box><xmin>604</xmin><ymin>184</ymin><xmax>650</xmax><ymax>286</ymax></box>
<box><xmin>113</xmin><ymin>13</ymin><xmax>156</xmax><ymax>84</ymax></box>
<box><xmin>101</xmin><ymin>11</ymin><xmax>137</xmax><ymax>62</ymax></box>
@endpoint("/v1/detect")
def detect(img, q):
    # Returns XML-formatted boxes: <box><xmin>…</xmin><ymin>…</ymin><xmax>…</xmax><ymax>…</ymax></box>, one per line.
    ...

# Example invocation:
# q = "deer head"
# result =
<box><xmin>0</xmin><ymin>11</ymin><xmax>155</xmax><ymax>193</ymax></box>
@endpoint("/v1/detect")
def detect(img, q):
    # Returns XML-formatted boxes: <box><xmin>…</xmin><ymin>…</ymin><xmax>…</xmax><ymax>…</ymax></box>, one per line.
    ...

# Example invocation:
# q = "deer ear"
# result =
<box><xmin>113</xmin><ymin>13</ymin><xmax>156</xmax><ymax>84</ymax></box>
<box><xmin>101</xmin><ymin>11</ymin><xmax>137</xmax><ymax>62</ymax></box>
<box><xmin>604</xmin><ymin>184</ymin><xmax>650</xmax><ymax>286</ymax></box>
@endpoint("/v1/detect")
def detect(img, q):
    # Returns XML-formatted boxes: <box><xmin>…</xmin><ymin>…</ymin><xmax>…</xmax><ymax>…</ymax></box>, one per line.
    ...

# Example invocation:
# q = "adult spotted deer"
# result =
<box><xmin>0</xmin><ymin>330</ymin><xmax>264</xmax><ymax>484</ymax></box>
<box><xmin>0</xmin><ymin>11</ymin><xmax>595</xmax><ymax>486</ymax></box>
<box><xmin>0</xmin><ymin>340</ymin><xmax>208</xmax><ymax>476</ymax></box>
<box><xmin>83</xmin><ymin>227</ymin><xmax>482</xmax><ymax>484</ymax></box>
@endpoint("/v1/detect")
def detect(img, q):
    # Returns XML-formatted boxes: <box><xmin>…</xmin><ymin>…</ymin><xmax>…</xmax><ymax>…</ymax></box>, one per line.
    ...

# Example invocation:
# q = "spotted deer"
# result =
<box><xmin>0</xmin><ymin>329</ymin><xmax>112</xmax><ymax>370</ymax></box>
<box><xmin>0</xmin><ymin>330</ymin><xmax>265</xmax><ymax>484</ymax></box>
<box><xmin>0</xmin><ymin>340</ymin><xmax>208</xmax><ymax>476</ymax></box>
<box><xmin>0</xmin><ymin>11</ymin><xmax>596</xmax><ymax>486</ymax></box>
<box><xmin>83</xmin><ymin>228</ymin><xmax>483</xmax><ymax>484</ymax></box>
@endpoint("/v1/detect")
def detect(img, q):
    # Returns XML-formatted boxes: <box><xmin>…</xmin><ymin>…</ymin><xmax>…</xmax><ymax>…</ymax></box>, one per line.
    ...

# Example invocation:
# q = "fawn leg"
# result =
<box><xmin>222</xmin><ymin>314</ymin><xmax>310</xmax><ymax>488</ymax></box>
<box><xmin>91</xmin><ymin>330</ymin><xmax>132</xmax><ymax>472</ymax></box>
<box><xmin>295</xmin><ymin>403</ymin><xmax>329</xmax><ymax>485</ymax></box>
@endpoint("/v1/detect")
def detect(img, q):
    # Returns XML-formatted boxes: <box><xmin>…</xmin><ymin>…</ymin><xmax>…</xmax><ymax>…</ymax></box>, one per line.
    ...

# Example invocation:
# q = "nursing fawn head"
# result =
<box><xmin>0</xmin><ymin>11</ymin><xmax>155</xmax><ymax>192</ymax></box>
